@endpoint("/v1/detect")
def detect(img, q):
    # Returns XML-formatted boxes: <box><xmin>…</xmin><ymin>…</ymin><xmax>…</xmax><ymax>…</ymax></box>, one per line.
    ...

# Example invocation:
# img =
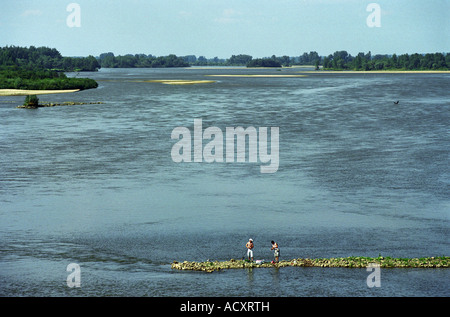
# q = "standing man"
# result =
<box><xmin>246</xmin><ymin>238</ymin><xmax>254</xmax><ymax>262</ymax></box>
<box><xmin>271</xmin><ymin>241</ymin><xmax>280</xmax><ymax>263</ymax></box>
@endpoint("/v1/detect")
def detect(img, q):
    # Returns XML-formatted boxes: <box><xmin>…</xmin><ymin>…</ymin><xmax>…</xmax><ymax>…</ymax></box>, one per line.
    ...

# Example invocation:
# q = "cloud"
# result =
<box><xmin>21</xmin><ymin>9</ymin><xmax>43</xmax><ymax>17</ymax></box>
<box><xmin>178</xmin><ymin>11</ymin><xmax>192</xmax><ymax>18</ymax></box>
<box><xmin>214</xmin><ymin>9</ymin><xmax>243</xmax><ymax>24</ymax></box>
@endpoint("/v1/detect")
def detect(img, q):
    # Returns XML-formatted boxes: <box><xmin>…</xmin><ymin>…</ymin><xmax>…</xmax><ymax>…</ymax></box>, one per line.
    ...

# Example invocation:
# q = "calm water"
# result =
<box><xmin>0</xmin><ymin>67</ymin><xmax>448</xmax><ymax>297</ymax></box>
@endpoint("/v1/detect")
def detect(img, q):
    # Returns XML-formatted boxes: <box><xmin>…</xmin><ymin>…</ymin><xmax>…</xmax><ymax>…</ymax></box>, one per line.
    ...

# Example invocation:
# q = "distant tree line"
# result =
<box><xmin>0</xmin><ymin>46</ymin><xmax>98</xmax><ymax>91</ymax></box>
<box><xmin>175</xmin><ymin>51</ymin><xmax>450</xmax><ymax>71</ymax></box>
<box><xmin>322</xmin><ymin>51</ymin><xmax>450</xmax><ymax>71</ymax></box>
<box><xmin>247</xmin><ymin>58</ymin><xmax>282</xmax><ymax>68</ymax></box>
<box><xmin>0</xmin><ymin>45</ymin><xmax>100</xmax><ymax>72</ymax></box>
<box><xmin>178</xmin><ymin>52</ymin><xmax>320</xmax><ymax>67</ymax></box>
<box><xmin>182</xmin><ymin>55</ymin><xmax>226</xmax><ymax>66</ymax></box>
<box><xmin>0</xmin><ymin>65</ymin><xmax>98</xmax><ymax>90</ymax></box>
<box><xmin>98</xmin><ymin>52</ymin><xmax>189</xmax><ymax>68</ymax></box>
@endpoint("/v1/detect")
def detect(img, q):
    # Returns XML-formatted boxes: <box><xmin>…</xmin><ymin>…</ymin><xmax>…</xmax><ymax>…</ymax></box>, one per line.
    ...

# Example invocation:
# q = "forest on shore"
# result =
<box><xmin>321</xmin><ymin>51</ymin><xmax>450</xmax><ymax>71</ymax></box>
<box><xmin>100</xmin><ymin>50</ymin><xmax>450</xmax><ymax>70</ymax></box>
<box><xmin>0</xmin><ymin>46</ymin><xmax>98</xmax><ymax>91</ymax></box>
<box><xmin>1</xmin><ymin>45</ymin><xmax>449</xmax><ymax>92</ymax></box>
<box><xmin>0</xmin><ymin>46</ymin><xmax>100</xmax><ymax>72</ymax></box>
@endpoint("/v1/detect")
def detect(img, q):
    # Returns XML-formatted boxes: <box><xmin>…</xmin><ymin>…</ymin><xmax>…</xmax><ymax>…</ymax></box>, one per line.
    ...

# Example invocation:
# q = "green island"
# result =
<box><xmin>0</xmin><ymin>66</ymin><xmax>98</xmax><ymax>91</ymax></box>
<box><xmin>0</xmin><ymin>46</ymin><xmax>99</xmax><ymax>91</ymax></box>
<box><xmin>172</xmin><ymin>256</ymin><xmax>449</xmax><ymax>273</ymax></box>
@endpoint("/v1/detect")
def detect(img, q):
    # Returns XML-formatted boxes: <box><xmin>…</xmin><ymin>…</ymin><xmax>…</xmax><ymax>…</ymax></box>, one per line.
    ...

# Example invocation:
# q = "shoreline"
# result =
<box><xmin>172</xmin><ymin>256</ymin><xmax>449</xmax><ymax>272</ymax></box>
<box><xmin>205</xmin><ymin>74</ymin><xmax>307</xmax><ymax>78</ymax></box>
<box><xmin>0</xmin><ymin>89</ymin><xmax>80</xmax><ymax>96</ymax></box>
<box><xmin>143</xmin><ymin>79</ymin><xmax>216</xmax><ymax>85</ymax></box>
<box><xmin>301</xmin><ymin>70</ymin><xmax>450</xmax><ymax>74</ymax></box>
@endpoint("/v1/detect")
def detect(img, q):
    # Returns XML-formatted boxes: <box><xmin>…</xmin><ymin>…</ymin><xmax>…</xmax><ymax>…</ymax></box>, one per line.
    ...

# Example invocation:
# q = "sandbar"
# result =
<box><xmin>0</xmin><ymin>89</ymin><xmax>80</xmax><ymax>96</ymax></box>
<box><xmin>205</xmin><ymin>74</ymin><xmax>306</xmax><ymax>78</ymax></box>
<box><xmin>143</xmin><ymin>79</ymin><xmax>216</xmax><ymax>85</ymax></box>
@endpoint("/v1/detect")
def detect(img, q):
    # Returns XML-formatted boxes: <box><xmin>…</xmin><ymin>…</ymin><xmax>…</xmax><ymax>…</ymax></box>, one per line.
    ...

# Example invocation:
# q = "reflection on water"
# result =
<box><xmin>0</xmin><ymin>68</ymin><xmax>448</xmax><ymax>296</ymax></box>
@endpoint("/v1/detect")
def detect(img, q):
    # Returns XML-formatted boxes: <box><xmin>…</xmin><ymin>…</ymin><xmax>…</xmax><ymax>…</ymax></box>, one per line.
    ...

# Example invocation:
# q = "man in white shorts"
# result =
<box><xmin>246</xmin><ymin>238</ymin><xmax>254</xmax><ymax>261</ymax></box>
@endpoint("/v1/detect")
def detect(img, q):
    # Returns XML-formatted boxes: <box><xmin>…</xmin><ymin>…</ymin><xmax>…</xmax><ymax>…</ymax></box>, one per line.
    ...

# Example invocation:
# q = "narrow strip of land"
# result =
<box><xmin>143</xmin><ymin>79</ymin><xmax>216</xmax><ymax>85</ymax></box>
<box><xmin>171</xmin><ymin>256</ymin><xmax>449</xmax><ymax>272</ymax></box>
<box><xmin>0</xmin><ymin>89</ymin><xmax>80</xmax><ymax>96</ymax></box>
<box><xmin>17</xmin><ymin>101</ymin><xmax>104</xmax><ymax>109</ymax></box>
<box><xmin>205</xmin><ymin>74</ymin><xmax>306</xmax><ymax>78</ymax></box>
<box><xmin>300</xmin><ymin>70</ymin><xmax>450</xmax><ymax>74</ymax></box>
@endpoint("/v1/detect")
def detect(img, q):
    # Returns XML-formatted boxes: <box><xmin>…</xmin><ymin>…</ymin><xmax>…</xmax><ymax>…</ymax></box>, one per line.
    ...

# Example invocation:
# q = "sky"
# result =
<box><xmin>1</xmin><ymin>0</ymin><xmax>449</xmax><ymax>58</ymax></box>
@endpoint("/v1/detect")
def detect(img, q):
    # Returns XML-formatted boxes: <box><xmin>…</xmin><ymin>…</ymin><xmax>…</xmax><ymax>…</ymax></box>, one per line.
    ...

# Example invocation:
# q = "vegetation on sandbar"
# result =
<box><xmin>0</xmin><ymin>66</ymin><xmax>98</xmax><ymax>91</ymax></box>
<box><xmin>18</xmin><ymin>100</ymin><xmax>104</xmax><ymax>109</ymax></box>
<box><xmin>22</xmin><ymin>94</ymin><xmax>39</xmax><ymax>108</ymax></box>
<box><xmin>172</xmin><ymin>256</ymin><xmax>449</xmax><ymax>272</ymax></box>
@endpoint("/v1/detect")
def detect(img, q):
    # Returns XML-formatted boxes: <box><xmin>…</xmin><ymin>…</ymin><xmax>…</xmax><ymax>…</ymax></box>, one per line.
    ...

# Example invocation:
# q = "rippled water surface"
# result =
<box><xmin>0</xmin><ymin>67</ymin><xmax>449</xmax><ymax>296</ymax></box>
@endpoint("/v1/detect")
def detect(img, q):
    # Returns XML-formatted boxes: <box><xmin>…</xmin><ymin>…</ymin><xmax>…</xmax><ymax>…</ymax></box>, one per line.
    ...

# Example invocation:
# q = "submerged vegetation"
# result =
<box><xmin>172</xmin><ymin>256</ymin><xmax>449</xmax><ymax>272</ymax></box>
<box><xmin>18</xmin><ymin>100</ymin><xmax>105</xmax><ymax>109</ymax></box>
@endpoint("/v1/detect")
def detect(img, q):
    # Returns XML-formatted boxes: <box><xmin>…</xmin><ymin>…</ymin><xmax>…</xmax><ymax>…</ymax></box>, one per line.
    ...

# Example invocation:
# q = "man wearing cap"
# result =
<box><xmin>246</xmin><ymin>238</ymin><xmax>254</xmax><ymax>262</ymax></box>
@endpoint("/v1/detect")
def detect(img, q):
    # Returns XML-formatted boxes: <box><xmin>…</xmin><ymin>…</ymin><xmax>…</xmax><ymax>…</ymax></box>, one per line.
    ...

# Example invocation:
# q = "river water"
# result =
<box><xmin>0</xmin><ymin>67</ymin><xmax>448</xmax><ymax>297</ymax></box>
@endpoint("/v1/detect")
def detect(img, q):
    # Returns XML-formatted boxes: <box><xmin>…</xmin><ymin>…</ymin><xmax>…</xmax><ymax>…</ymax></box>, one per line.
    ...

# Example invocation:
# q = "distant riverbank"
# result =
<box><xmin>310</xmin><ymin>70</ymin><xmax>450</xmax><ymax>74</ymax></box>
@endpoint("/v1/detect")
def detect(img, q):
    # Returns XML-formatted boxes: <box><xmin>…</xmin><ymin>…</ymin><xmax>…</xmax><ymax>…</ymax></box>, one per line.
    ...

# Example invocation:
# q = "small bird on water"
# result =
<box><xmin>394</xmin><ymin>101</ymin><xmax>399</xmax><ymax>104</ymax></box>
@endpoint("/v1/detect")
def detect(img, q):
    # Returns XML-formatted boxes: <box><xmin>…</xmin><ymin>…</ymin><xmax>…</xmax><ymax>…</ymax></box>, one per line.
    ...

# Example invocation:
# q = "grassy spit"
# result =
<box><xmin>171</xmin><ymin>256</ymin><xmax>449</xmax><ymax>272</ymax></box>
<box><xmin>205</xmin><ymin>74</ymin><xmax>306</xmax><ymax>78</ymax></box>
<box><xmin>144</xmin><ymin>79</ymin><xmax>216</xmax><ymax>85</ymax></box>
<box><xmin>0</xmin><ymin>89</ymin><xmax>80</xmax><ymax>96</ymax></box>
<box><xmin>17</xmin><ymin>101</ymin><xmax>104</xmax><ymax>109</ymax></box>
